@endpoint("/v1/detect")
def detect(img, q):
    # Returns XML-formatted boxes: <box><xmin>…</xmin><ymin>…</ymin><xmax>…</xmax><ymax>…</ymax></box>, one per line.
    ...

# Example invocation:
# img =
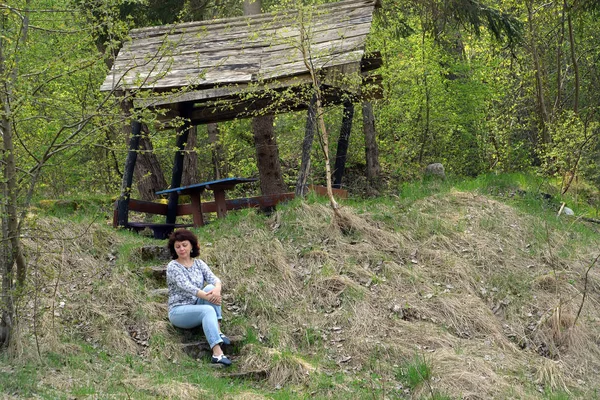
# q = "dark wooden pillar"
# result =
<box><xmin>117</xmin><ymin>119</ymin><xmax>142</xmax><ymax>227</ymax></box>
<box><xmin>333</xmin><ymin>101</ymin><xmax>354</xmax><ymax>189</ymax></box>
<box><xmin>166</xmin><ymin>103</ymin><xmax>193</xmax><ymax>224</ymax></box>
<box><xmin>295</xmin><ymin>94</ymin><xmax>317</xmax><ymax>197</ymax></box>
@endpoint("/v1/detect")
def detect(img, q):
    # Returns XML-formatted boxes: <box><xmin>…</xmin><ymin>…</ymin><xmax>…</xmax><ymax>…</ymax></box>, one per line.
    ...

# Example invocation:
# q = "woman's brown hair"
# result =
<box><xmin>167</xmin><ymin>229</ymin><xmax>200</xmax><ymax>259</ymax></box>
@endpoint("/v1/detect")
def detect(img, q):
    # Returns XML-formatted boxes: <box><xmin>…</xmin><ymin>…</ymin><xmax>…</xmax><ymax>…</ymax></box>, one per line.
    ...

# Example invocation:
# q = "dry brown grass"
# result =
<box><xmin>15</xmin><ymin>216</ymin><xmax>164</xmax><ymax>360</ymax></box>
<box><xmin>12</xmin><ymin>190</ymin><xmax>600</xmax><ymax>398</ymax></box>
<box><xmin>224</xmin><ymin>391</ymin><xmax>271</xmax><ymax>400</ymax></box>
<box><xmin>237</xmin><ymin>344</ymin><xmax>316</xmax><ymax>387</ymax></box>
<box><xmin>123</xmin><ymin>376</ymin><xmax>207</xmax><ymax>398</ymax></box>
<box><xmin>205</xmin><ymin>191</ymin><xmax>600</xmax><ymax>396</ymax></box>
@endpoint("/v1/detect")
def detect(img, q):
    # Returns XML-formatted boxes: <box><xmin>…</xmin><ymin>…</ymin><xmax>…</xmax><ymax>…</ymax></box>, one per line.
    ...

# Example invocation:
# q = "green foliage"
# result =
<box><xmin>1</xmin><ymin>0</ymin><xmax>598</xmax><ymax>203</ymax></box>
<box><xmin>395</xmin><ymin>352</ymin><xmax>432</xmax><ymax>389</ymax></box>
<box><xmin>540</xmin><ymin>113</ymin><xmax>600</xmax><ymax>193</ymax></box>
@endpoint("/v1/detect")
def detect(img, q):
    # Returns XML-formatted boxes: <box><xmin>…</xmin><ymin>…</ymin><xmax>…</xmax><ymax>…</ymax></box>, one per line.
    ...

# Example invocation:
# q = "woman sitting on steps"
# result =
<box><xmin>166</xmin><ymin>229</ymin><xmax>232</xmax><ymax>366</ymax></box>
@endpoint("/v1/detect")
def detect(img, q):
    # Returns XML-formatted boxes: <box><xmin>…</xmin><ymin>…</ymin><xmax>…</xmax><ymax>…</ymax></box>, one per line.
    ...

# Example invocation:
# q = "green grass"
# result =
<box><xmin>1</xmin><ymin>350</ymin><xmax>284</xmax><ymax>399</ymax></box>
<box><xmin>396</xmin><ymin>353</ymin><xmax>432</xmax><ymax>390</ymax></box>
<box><xmin>0</xmin><ymin>360</ymin><xmax>40</xmax><ymax>397</ymax></box>
<box><xmin>392</xmin><ymin>353</ymin><xmax>455</xmax><ymax>400</ymax></box>
<box><xmin>301</xmin><ymin>326</ymin><xmax>321</xmax><ymax>348</ymax></box>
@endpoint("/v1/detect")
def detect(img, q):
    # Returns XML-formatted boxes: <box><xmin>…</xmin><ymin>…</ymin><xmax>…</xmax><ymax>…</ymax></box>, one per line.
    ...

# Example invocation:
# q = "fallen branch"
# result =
<box><xmin>573</xmin><ymin>253</ymin><xmax>600</xmax><ymax>327</ymax></box>
<box><xmin>581</xmin><ymin>217</ymin><xmax>600</xmax><ymax>224</ymax></box>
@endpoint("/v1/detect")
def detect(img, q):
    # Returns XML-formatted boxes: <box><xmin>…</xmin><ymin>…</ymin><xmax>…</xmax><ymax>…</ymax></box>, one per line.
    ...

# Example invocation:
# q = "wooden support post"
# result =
<box><xmin>167</xmin><ymin>102</ymin><xmax>193</xmax><ymax>224</ymax></box>
<box><xmin>189</xmin><ymin>195</ymin><xmax>204</xmax><ymax>227</ymax></box>
<box><xmin>214</xmin><ymin>190</ymin><xmax>227</xmax><ymax>218</ymax></box>
<box><xmin>117</xmin><ymin>119</ymin><xmax>142</xmax><ymax>227</ymax></box>
<box><xmin>333</xmin><ymin>101</ymin><xmax>354</xmax><ymax>189</ymax></box>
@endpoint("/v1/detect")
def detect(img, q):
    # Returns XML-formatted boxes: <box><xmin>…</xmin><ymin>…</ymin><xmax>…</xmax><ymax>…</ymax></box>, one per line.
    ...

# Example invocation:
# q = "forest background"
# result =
<box><xmin>2</xmin><ymin>0</ymin><xmax>599</xmax><ymax>207</ymax></box>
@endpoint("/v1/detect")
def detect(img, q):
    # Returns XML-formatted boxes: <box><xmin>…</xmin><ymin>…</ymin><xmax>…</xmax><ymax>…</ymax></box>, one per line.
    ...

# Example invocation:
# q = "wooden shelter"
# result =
<box><xmin>101</xmin><ymin>0</ymin><xmax>382</xmax><ymax>233</ymax></box>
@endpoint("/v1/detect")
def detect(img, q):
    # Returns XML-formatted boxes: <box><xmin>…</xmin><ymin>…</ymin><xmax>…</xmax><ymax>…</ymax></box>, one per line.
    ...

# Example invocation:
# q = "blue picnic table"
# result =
<box><xmin>156</xmin><ymin>177</ymin><xmax>258</xmax><ymax>227</ymax></box>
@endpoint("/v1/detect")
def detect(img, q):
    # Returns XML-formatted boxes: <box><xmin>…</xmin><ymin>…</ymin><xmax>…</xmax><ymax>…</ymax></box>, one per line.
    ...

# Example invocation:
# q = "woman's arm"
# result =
<box><xmin>197</xmin><ymin>259</ymin><xmax>221</xmax><ymax>286</ymax></box>
<box><xmin>197</xmin><ymin>260</ymin><xmax>222</xmax><ymax>304</ymax></box>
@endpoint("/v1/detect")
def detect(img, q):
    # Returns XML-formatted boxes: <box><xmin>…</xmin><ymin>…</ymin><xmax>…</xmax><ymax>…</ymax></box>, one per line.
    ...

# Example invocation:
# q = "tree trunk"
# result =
<box><xmin>333</xmin><ymin>101</ymin><xmax>354</xmax><ymax>189</ymax></box>
<box><xmin>417</xmin><ymin>29</ymin><xmax>432</xmax><ymax>165</ymax></box>
<box><xmin>527</xmin><ymin>0</ymin><xmax>550</xmax><ymax>143</ymax></box>
<box><xmin>252</xmin><ymin>115</ymin><xmax>288</xmax><ymax>194</ymax></box>
<box><xmin>0</xmin><ymin>209</ymin><xmax>13</xmax><ymax>349</ymax></box>
<box><xmin>295</xmin><ymin>95</ymin><xmax>317</xmax><ymax>196</ymax></box>
<box><xmin>245</xmin><ymin>0</ymin><xmax>286</xmax><ymax>195</ymax></box>
<box><xmin>313</xmin><ymin>97</ymin><xmax>340</xmax><ymax>213</ymax></box>
<box><xmin>566</xmin><ymin>3</ymin><xmax>579</xmax><ymax>115</ymax></box>
<box><xmin>0</xmin><ymin>5</ymin><xmax>30</xmax><ymax>350</ymax></box>
<box><xmin>181</xmin><ymin>125</ymin><xmax>199</xmax><ymax>187</ymax></box>
<box><xmin>1</xmin><ymin>91</ymin><xmax>26</xmax><ymax>353</ymax></box>
<box><xmin>1</xmin><ymin>115</ymin><xmax>17</xmax><ymax>351</ymax></box>
<box><xmin>134</xmin><ymin>126</ymin><xmax>168</xmax><ymax>200</ymax></box>
<box><xmin>299</xmin><ymin>13</ymin><xmax>340</xmax><ymax>217</ymax></box>
<box><xmin>555</xmin><ymin>2</ymin><xmax>566</xmax><ymax>111</ymax></box>
<box><xmin>208</xmin><ymin>123</ymin><xmax>227</xmax><ymax>180</ymax></box>
<box><xmin>362</xmin><ymin>101</ymin><xmax>380</xmax><ymax>183</ymax></box>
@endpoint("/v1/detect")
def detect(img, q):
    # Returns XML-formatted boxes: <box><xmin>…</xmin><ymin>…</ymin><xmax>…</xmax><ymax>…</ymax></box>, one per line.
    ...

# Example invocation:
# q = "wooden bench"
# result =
<box><xmin>156</xmin><ymin>178</ymin><xmax>258</xmax><ymax>227</ymax></box>
<box><xmin>114</xmin><ymin>186</ymin><xmax>345</xmax><ymax>238</ymax></box>
<box><xmin>113</xmin><ymin>193</ymin><xmax>296</xmax><ymax>237</ymax></box>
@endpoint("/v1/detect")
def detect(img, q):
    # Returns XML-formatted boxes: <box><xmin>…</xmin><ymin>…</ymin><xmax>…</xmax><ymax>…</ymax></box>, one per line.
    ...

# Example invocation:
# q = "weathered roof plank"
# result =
<box><xmin>101</xmin><ymin>0</ymin><xmax>381</xmax><ymax>122</ymax></box>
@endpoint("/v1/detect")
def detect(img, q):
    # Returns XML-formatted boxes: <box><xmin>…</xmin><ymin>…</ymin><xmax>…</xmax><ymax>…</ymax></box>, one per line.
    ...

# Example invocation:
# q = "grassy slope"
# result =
<box><xmin>1</xmin><ymin>174</ymin><xmax>600</xmax><ymax>399</ymax></box>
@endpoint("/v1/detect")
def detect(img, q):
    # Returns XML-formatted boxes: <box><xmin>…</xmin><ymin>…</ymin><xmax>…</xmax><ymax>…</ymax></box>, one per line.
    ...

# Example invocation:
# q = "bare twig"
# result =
<box><xmin>573</xmin><ymin>253</ymin><xmax>600</xmax><ymax>326</ymax></box>
<box><xmin>557</xmin><ymin>202</ymin><xmax>566</xmax><ymax>216</ymax></box>
<box><xmin>51</xmin><ymin>241</ymin><xmax>65</xmax><ymax>332</ymax></box>
<box><xmin>32</xmin><ymin>243</ymin><xmax>42</xmax><ymax>359</ymax></box>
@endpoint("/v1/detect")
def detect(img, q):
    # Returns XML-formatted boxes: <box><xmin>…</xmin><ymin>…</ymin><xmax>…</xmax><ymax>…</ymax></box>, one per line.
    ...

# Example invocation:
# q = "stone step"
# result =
<box><xmin>143</xmin><ymin>266</ymin><xmax>167</xmax><ymax>279</ymax></box>
<box><xmin>139</xmin><ymin>245</ymin><xmax>171</xmax><ymax>262</ymax></box>
<box><xmin>181</xmin><ymin>335</ymin><xmax>244</xmax><ymax>359</ymax></box>
<box><xmin>221</xmin><ymin>369</ymin><xmax>268</xmax><ymax>380</ymax></box>
<box><xmin>149</xmin><ymin>288</ymin><xmax>168</xmax><ymax>297</ymax></box>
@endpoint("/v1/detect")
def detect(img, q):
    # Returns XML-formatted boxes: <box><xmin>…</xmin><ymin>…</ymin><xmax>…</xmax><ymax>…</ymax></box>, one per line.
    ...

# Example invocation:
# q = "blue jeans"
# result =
<box><xmin>168</xmin><ymin>284</ymin><xmax>223</xmax><ymax>349</ymax></box>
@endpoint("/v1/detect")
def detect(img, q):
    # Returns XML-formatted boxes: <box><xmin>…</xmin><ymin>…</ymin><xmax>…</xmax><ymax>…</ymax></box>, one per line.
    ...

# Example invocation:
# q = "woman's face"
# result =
<box><xmin>174</xmin><ymin>240</ymin><xmax>192</xmax><ymax>258</ymax></box>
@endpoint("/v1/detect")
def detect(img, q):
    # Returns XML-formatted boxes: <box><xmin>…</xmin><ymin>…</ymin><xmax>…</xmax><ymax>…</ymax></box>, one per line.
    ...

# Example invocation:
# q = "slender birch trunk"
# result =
<box><xmin>299</xmin><ymin>12</ymin><xmax>340</xmax><ymax>216</ymax></box>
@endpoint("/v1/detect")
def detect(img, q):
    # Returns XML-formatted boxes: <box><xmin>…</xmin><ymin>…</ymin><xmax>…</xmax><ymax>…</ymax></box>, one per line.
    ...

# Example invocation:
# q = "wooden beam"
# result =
<box><xmin>333</xmin><ymin>101</ymin><xmax>354</xmax><ymax>189</ymax></box>
<box><xmin>133</xmin><ymin>72</ymin><xmax>381</xmax><ymax>127</ymax></box>
<box><xmin>116</xmin><ymin>119</ymin><xmax>142</xmax><ymax>227</ymax></box>
<box><xmin>166</xmin><ymin>102</ymin><xmax>193</xmax><ymax>224</ymax></box>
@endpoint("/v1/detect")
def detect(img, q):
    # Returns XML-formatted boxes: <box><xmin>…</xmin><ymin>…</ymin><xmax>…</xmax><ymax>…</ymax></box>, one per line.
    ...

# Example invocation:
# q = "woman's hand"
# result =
<box><xmin>205</xmin><ymin>287</ymin><xmax>222</xmax><ymax>305</ymax></box>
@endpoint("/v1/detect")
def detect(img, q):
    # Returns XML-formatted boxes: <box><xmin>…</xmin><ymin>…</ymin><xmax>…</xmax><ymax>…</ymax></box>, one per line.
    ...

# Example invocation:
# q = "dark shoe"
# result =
<box><xmin>211</xmin><ymin>354</ymin><xmax>232</xmax><ymax>366</ymax></box>
<box><xmin>220</xmin><ymin>333</ymin><xmax>231</xmax><ymax>345</ymax></box>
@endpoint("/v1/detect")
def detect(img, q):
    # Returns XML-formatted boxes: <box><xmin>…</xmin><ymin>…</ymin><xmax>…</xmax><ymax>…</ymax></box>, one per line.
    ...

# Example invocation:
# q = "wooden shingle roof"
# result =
<box><xmin>101</xmin><ymin>0</ymin><xmax>381</xmax><ymax>124</ymax></box>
